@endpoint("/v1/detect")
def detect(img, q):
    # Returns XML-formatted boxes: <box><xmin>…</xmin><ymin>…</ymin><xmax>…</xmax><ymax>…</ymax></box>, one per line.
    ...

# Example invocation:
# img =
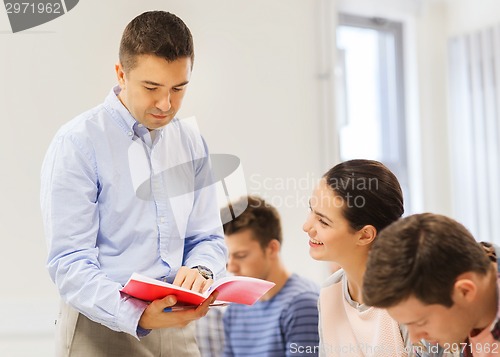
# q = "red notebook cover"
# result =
<box><xmin>121</xmin><ymin>273</ymin><xmax>275</xmax><ymax>306</ymax></box>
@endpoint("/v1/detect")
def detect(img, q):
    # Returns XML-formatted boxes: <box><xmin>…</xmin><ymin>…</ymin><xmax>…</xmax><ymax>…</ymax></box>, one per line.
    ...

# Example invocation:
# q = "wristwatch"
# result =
<box><xmin>193</xmin><ymin>265</ymin><xmax>213</xmax><ymax>280</ymax></box>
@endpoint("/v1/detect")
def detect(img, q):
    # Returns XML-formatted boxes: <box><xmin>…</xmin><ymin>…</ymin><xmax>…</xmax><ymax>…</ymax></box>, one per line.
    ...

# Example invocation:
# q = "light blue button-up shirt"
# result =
<box><xmin>40</xmin><ymin>86</ymin><xmax>227</xmax><ymax>337</ymax></box>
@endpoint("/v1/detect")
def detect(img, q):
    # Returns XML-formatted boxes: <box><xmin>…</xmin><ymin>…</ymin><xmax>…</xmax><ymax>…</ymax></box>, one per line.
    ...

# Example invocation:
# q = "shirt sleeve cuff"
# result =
<box><xmin>117</xmin><ymin>293</ymin><xmax>150</xmax><ymax>339</ymax></box>
<box><xmin>136</xmin><ymin>325</ymin><xmax>152</xmax><ymax>338</ymax></box>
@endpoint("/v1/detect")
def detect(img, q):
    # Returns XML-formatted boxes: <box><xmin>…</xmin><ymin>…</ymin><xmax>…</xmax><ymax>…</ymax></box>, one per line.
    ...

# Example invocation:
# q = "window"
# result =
<box><xmin>336</xmin><ymin>14</ymin><xmax>410</xmax><ymax>212</ymax></box>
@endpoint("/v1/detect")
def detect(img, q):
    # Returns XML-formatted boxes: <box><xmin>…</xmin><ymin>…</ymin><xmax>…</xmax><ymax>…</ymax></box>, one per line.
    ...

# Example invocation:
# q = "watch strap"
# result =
<box><xmin>193</xmin><ymin>265</ymin><xmax>213</xmax><ymax>280</ymax></box>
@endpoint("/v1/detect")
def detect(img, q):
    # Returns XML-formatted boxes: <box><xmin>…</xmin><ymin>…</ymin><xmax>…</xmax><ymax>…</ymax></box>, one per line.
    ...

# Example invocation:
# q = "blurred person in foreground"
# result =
<box><xmin>363</xmin><ymin>213</ymin><xmax>500</xmax><ymax>357</ymax></box>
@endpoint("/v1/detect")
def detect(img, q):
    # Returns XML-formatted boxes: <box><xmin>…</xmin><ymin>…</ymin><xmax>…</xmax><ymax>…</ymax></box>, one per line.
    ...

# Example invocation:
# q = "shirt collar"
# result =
<box><xmin>104</xmin><ymin>86</ymin><xmax>164</xmax><ymax>143</ymax></box>
<box><xmin>105</xmin><ymin>85</ymin><xmax>138</xmax><ymax>133</ymax></box>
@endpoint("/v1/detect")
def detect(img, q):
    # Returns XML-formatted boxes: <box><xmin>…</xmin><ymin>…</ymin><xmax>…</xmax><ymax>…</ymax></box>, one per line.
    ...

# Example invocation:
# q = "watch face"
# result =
<box><xmin>196</xmin><ymin>265</ymin><xmax>213</xmax><ymax>279</ymax></box>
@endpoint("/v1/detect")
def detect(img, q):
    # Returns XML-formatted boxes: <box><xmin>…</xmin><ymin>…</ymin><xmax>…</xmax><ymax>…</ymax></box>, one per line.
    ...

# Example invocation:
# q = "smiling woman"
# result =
<box><xmin>302</xmin><ymin>159</ymin><xmax>409</xmax><ymax>356</ymax></box>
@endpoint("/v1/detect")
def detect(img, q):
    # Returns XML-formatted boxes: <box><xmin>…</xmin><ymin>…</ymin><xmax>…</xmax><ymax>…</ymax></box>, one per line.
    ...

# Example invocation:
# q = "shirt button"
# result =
<box><xmin>128</xmin><ymin>131</ymin><xmax>133</xmax><ymax>136</ymax></box>
<box><xmin>138</xmin><ymin>124</ymin><xmax>143</xmax><ymax>127</ymax></box>
<box><xmin>160</xmin><ymin>217</ymin><xmax>165</xmax><ymax>223</ymax></box>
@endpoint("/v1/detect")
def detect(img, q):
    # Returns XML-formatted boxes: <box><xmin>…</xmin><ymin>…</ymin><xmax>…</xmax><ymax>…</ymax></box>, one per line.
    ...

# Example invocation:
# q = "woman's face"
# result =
<box><xmin>302</xmin><ymin>179</ymin><xmax>359</xmax><ymax>263</ymax></box>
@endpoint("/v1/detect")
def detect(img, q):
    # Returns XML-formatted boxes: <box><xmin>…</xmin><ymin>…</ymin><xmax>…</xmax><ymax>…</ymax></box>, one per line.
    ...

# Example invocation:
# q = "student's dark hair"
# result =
<box><xmin>222</xmin><ymin>196</ymin><xmax>282</xmax><ymax>250</ymax></box>
<box><xmin>323</xmin><ymin>159</ymin><xmax>404</xmax><ymax>233</ymax></box>
<box><xmin>119</xmin><ymin>11</ymin><xmax>194</xmax><ymax>72</ymax></box>
<box><xmin>362</xmin><ymin>213</ymin><xmax>492</xmax><ymax>308</ymax></box>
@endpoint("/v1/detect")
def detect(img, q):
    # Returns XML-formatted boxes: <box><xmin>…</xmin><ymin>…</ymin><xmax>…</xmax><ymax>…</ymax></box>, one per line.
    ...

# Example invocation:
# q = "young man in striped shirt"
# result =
<box><xmin>221</xmin><ymin>196</ymin><xmax>320</xmax><ymax>357</ymax></box>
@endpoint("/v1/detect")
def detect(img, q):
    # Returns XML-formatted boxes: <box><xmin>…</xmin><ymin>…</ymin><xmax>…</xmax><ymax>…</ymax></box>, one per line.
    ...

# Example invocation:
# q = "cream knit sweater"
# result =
<box><xmin>319</xmin><ymin>270</ymin><xmax>408</xmax><ymax>357</ymax></box>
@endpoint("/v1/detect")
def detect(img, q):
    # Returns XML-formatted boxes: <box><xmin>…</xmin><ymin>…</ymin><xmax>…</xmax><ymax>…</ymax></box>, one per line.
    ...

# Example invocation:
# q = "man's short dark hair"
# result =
<box><xmin>363</xmin><ymin>213</ymin><xmax>492</xmax><ymax>308</ymax></box>
<box><xmin>222</xmin><ymin>196</ymin><xmax>282</xmax><ymax>250</ymax></box>
<box><xmin>119</xmin><ymin>11</ymin><xmax>194</xmax><ymax>72</ymax></box>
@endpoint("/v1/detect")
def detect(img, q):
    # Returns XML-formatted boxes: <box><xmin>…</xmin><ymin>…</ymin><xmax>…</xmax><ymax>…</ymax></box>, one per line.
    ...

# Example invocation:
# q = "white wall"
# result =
<box><xmin>415</xmin><ymin>1</ymin><xmax>453</xmax><ymax>215</ymax></box>
<box><xmin>411</xmin><ymin>0</ymin><xmax>500</xmax><ymax>216</ymax></box>
<box><xmin>0</xmin><ymin>0</ymin><xmax>328</xmax><ymax>354</ymax></box>
<box><xmin>446</xmin><ymin>0</ymin><xmax>500</xmax><ymax>36</ymax></box>
<box><xmin>420</xmin><ymin>0</ymin><xmax>500</xmax><ymax>218</ymax></box>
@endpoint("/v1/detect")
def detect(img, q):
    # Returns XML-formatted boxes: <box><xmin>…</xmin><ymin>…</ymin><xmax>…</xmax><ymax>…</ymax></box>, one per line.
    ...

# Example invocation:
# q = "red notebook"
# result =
<box><xmin>121</xmin><ymin>273</ymin><xmax>275</xmax><ymax>306</ymax></box>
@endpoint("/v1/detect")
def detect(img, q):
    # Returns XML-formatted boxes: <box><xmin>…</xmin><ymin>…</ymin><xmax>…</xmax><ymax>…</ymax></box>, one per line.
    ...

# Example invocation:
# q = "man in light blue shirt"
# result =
<box><xmin>40</xmin><ymin>11</ymin><xmax>227</xmax><ymax>356</ymax></box>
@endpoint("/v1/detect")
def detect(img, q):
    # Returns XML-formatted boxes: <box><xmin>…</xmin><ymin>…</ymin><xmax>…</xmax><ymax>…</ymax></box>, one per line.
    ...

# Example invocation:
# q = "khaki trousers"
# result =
<box><xmin>55</xmin><ymin>302</ymin><xmax>201</xmax><ymax>357</ymax></box>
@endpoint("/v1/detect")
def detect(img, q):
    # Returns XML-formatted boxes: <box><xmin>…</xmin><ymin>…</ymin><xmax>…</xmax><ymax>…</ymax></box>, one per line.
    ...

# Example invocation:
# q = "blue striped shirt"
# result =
<box><xmin>223</xmin><ymin>274</ymin><xmax>320</xmax><ymax>357</ymax></box>
<box><xmin>40</xmin><ymin>86</ymin><xmax>227</xmax><ymax>337</ymax></box>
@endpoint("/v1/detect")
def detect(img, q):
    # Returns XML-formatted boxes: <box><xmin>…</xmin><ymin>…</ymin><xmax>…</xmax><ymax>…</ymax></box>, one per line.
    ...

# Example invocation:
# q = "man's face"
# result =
<box><xmin>225</xmin><ymin>229</ymin><xmax>272</xmax><ymax>281</ymax></box>
<box><xmin>116</xmin><ymin>54</ymin><xmax>191</xmax><ymax>130</ymax></box>
<box><xmin>387</xmin><ymin>295</ymin><xmax>473</xmax><ymax>347</ymax></box>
